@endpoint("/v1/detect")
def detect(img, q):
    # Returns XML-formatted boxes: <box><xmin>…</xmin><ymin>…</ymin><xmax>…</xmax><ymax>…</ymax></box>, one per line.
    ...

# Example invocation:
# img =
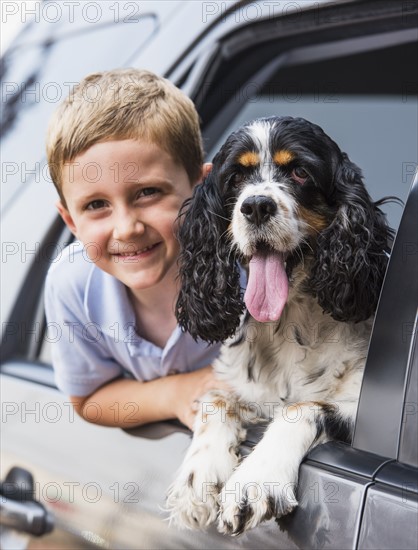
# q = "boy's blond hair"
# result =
<box><xmin>46</xmin><ymin>68</ymin><xmax>203</xmax><ymax>205</ymax></box>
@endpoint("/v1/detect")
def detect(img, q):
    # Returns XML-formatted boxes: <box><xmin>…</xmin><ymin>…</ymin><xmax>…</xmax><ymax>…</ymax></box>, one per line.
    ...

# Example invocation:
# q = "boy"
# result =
<box><xmin>45</xmin><ymin>68</ymin><xmax>224</xmax><ymax>430</ymax></box>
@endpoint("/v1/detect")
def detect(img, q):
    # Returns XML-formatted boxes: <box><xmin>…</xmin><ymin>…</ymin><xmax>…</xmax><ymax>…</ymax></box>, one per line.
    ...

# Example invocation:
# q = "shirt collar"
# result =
<box><xmin>84</xmin><ymin>265</ymin><xmax>137</xmax><ymax>339</ymax></box>
<box><xmin>84</xmin><ymin>265</ymin><xmax>182</xmax><ymax>356</ymax></box>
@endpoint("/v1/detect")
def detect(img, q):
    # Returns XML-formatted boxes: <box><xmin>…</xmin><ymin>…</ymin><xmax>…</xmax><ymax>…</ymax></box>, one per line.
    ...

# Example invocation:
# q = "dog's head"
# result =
<box><xmin>176</xmin><ymin>116</ymin><xmax>392</xmax><ymax>342</ymax></box>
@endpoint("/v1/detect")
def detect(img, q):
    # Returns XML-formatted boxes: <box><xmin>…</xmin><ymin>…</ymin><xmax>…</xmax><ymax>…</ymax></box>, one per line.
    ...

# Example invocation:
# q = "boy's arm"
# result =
<box><xmin>70</xmin><ymin>366</ymin><xmax>226</xmax><ymax>430</ymax></box>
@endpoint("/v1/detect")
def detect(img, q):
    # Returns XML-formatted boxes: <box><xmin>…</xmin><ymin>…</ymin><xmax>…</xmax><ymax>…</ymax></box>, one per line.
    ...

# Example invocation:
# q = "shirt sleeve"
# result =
<box><xmin>44</xmin><ymin>255</ymin><xmax>124</xmax><ymax>397</ymax></box>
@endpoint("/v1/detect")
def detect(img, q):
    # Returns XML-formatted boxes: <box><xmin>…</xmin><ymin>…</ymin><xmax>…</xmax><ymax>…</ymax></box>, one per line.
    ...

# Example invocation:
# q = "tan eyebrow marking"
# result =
<box><xmin>238</xmin><ymin>151</ymin><xmax>259</xmax><ymax>167</ymax></box>
<box><xmin>274</xmin><ymin>150</ymin><xmax>295</xmax><ymax>165</ymax></box>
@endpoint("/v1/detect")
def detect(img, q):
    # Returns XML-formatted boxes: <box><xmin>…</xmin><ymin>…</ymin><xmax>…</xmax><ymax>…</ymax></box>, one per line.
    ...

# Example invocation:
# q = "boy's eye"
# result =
<box><xmin>137</xmin><ymin>187</ymin><xmax>160</xmax><ymax>198</ymax></box>
<box><xmin>85</xmin><ymin>199</ymin><xmax>107</xmax><ymax>210</ymax></box>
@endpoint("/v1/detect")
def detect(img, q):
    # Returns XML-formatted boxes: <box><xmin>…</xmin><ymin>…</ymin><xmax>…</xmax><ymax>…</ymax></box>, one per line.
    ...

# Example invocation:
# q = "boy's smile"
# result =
<box><xmin>58</xmin><ymin>139</ymin><xmax>197</xmax><ymax>296</ymax></box>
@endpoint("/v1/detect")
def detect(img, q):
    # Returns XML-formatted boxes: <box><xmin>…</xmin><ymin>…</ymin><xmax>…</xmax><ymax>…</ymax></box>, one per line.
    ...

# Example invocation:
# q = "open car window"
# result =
<box><xmin>188</xmin><ymin>7</ymin><xmax>418</xmax><ymax>462</ymax></box>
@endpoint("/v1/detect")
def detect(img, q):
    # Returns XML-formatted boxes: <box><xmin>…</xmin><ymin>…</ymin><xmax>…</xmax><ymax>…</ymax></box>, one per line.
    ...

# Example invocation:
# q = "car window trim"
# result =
<box><xmin>1</xmin><ymin>216</ymin><xmax>70</xmax><ymax>364</ymax></box>
<box><xmin>353</xmin><ymin>174</ymin><xmax>418</xmax><ymax>458</ymax></box>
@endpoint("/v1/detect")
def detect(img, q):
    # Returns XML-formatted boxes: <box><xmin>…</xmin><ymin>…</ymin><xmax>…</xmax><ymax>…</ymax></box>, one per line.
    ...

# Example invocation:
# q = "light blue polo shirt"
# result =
<box><xmin>44</xmin><ymin>242</ymin><xmax>221</xmax><ymax>397</ymax></box>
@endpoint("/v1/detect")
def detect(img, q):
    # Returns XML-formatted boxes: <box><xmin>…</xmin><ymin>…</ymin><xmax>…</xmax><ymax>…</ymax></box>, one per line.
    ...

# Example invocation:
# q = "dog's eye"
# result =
<box><xmin>291</xmin><ymin>167</ymin><xmax>309</xmax><ymax>185</ymax></box>
<box><xmin>230</xmin><ymin>172</ymin><xmax>245</xmax><ymax>187</ymax></box>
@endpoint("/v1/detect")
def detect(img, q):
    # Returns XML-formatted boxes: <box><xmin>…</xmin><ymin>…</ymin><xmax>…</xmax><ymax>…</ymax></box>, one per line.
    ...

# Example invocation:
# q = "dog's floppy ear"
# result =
<box><xmin>310</xmin><ymin>153</ymin><xmax>392</xmax><ymax>322</ymax></box>
<box><xmin>176</xmin><ymin>166</ymin><xmax>244</xmax><ymax>343</ymax></box>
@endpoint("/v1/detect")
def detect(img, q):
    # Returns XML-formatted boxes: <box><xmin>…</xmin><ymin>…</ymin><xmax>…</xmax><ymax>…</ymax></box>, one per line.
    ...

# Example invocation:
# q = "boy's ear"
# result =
<box><xmin>56</xmin><ymin>201</ymin><xmax>78</xmax><ymax>237</ymax></box>
<box><xmin>202</xmin><ymin>162</ymin><xmax>213</xmax><ymax>179</ymax></box>
<box><xmin>193</xmin><ymin>163</ymin><xmax>213</xmax><ymax>187</ymax></box>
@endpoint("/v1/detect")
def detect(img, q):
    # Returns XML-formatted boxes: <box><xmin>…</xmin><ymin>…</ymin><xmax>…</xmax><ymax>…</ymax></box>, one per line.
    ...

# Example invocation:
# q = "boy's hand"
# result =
<box><xmin>172</xmin><ymin>366</ymin><xmax>230</xmax><ymax>431</ymax></box>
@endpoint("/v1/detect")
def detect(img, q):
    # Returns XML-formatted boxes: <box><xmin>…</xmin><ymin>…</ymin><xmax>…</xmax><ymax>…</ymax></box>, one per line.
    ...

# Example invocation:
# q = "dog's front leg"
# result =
<box><xmin>166</xmin><ymin>389</ymin><xmax>246</xmax><ymax>529</ymax></box>
<box><xmin>218</xmin><ymin>400</ymin><xmax>357</xmax><ymax>535</ymax></box>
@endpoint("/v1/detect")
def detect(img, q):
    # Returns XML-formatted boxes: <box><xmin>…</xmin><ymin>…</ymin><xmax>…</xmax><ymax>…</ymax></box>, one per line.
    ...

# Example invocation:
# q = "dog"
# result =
<box><xmin>166</xmin><ymin>116</ymin><xmax>392</xmax><ymax>535</ymax></box>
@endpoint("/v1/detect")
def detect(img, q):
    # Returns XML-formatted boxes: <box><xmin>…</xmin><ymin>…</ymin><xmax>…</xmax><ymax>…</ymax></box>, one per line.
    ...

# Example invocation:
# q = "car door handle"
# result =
<box><xmin>0</xmin><ymin>496</ymin><xmax>54</xmax><ymax>536</ymax></box>
<box><xmin>0</xmin><ymin>466</ymin><xmax>54</xmax><ymax>536</ymax></box>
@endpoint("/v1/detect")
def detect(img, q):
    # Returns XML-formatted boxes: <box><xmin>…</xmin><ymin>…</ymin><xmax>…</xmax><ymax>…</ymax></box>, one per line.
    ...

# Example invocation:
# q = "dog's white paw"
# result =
<box><xmin>166</xmin><ymin>472</ymin><xmax>220</xmax><ymax>529</ymax></box>
<box><xmin>218</xmin><ymin>457</ymin><xmax>298</xmax><ymax>535</ymax></box>
<box><xmin>166</xmin><ymin>447</ymin><xmax>240</xmax><ymax>529</ymax></box>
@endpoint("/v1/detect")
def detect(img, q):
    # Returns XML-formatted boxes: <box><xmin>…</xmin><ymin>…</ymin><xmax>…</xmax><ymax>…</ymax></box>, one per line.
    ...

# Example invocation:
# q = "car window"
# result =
<box><xmin>205</xmin><ymin>41</ymin><xmax>417</xmax><ymax>231</ymax></box>
<box><xmin>1</xmin><ymin>15</ymin><xmax>157</xmax><ymax>214</ymax></box>
<box><xmin>193</xmin><ymin>24</ymin><xmax>417</xmax><ymax>461</ymax></box>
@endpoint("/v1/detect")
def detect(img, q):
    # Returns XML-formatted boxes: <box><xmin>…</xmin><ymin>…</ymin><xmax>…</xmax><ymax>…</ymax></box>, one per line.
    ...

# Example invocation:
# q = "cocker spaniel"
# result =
<box><xmin>167</xmin><ymin>116</ymin><xmax>392</xmax><ymax>535</ymax></box>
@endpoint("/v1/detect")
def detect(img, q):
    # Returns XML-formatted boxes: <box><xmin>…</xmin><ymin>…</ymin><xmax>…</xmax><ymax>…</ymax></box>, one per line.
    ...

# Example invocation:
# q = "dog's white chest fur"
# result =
<box><xmin>216</xmin><ymin>295</ymin><xmax>370</xmax><ymax>417</ymax></box>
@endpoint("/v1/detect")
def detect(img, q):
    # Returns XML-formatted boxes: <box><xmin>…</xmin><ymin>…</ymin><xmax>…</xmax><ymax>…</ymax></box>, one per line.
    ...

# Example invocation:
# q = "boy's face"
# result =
<box><xmin>58</xmin><ymin>139</ymin><xmax>198</xmax><ymax>294</ymax></box>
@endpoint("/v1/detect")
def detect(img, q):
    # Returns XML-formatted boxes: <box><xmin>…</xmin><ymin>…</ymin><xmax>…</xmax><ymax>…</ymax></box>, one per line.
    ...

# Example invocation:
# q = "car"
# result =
<box><xmin>1</xmin><ymin>1</ymin><xmax>417</xmax><ymax>548</ymax></box>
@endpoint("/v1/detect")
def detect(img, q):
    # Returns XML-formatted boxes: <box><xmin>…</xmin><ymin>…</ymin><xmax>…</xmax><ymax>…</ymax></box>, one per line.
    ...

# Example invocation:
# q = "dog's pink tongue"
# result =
<box><xmin>244</xmin><ymin>251</ymin><xmax>288</xmax><ymax>322</ymax></box>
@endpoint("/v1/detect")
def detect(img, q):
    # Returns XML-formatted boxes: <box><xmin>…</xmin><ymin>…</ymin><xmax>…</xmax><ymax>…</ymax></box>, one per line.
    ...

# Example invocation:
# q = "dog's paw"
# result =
<box><xmin>217</xmin><ymin>462</ymin><xmax>298</xmax><ymax>535</ymax></box>
<box><xmin>166</xmin><ymin>444</ymin><xmax>241</xmax><ymax>530</ymax></box>
<box><xmin>166</xmin><ymin>473</ymin><xmax>220</xmax><ymax>529</ymax></box>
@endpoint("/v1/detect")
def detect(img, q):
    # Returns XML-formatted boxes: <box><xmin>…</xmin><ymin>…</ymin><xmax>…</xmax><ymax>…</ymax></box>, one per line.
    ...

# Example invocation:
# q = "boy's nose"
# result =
<box><xmin>112</xmin><ymin>212</ymin><xmax>145</xmax><ymax>241</ymax></box>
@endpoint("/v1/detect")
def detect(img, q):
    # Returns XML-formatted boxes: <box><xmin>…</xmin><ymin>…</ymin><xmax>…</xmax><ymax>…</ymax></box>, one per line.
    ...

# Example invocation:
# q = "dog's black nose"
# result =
<box><xmin>240</xmin><ymin>195</ymin><xmax>277</xmax><ymax>226</ymax></box>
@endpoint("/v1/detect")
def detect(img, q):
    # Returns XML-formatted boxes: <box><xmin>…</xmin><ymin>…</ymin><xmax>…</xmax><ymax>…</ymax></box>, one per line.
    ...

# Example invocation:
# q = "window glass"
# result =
<box><xmin>1</xmin><ymin>16</ymin><xmax>157</xmax><ymax>211</ymax></box>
